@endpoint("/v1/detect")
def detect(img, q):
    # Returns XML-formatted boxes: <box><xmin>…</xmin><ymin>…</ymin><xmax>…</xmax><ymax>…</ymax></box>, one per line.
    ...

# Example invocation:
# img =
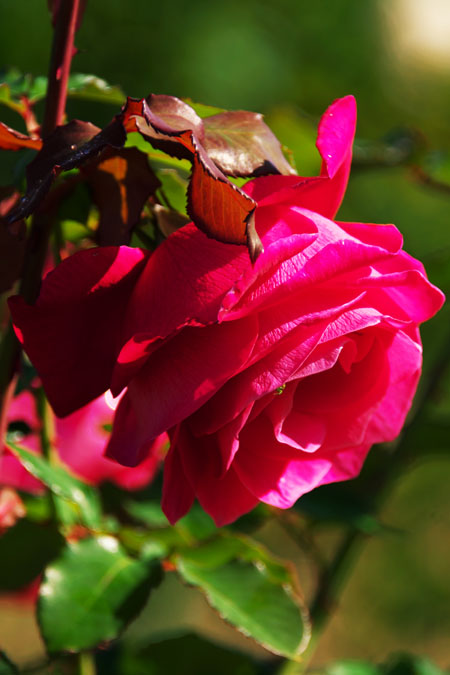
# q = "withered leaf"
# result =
<box><xmin>82</xmin><ymin>147</ymin><xmax>161</xmax><ymax>245</ymax></box>
<box><xmin>6</xmin><ymin>119</ymin><xmax>126</xmax><ymax>224</ymax></box>
<box><xmin>203</xmin><ymin>110</ymin><xmax>296</xmax><ymax>177</ymax></box>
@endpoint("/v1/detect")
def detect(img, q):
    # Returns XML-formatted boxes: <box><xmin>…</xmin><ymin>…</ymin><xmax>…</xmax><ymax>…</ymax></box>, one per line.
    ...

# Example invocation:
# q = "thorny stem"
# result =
<box><xmin>41</xmin><ymin>0</ymin><xmax>82</xmax><ymax>138</ymax></box>
<box><xmin>0</xmin><ymin>0</ymin><xmax>82</xmax><ymax>418</ymax></box>
<box><xmin>276</xmin><ymin>327</ymin><xmax>450</xmax><ymax>674</ymax></box>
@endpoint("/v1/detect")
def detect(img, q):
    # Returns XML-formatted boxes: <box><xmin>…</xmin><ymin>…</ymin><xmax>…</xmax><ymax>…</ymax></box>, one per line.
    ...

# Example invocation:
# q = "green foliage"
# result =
<box><xmin>318</xmin><ymin>654</ymin><xmax>449</xmax><ymax>675</ymax></box>
<box><xmin>175</xmin><ymin>534</ymin><xmax>310</xmax><ymax>659</ymax></box>
<box><xmin>38</xmin><ymin>535</ymin><xmax>162</xmax><ymax>653</ymax></box>
<box><xmin>6</xmin><ymin>441</ymin><xmax>102</xmax><ymax>529</ymax></box>
<box><xmin>115</xmin><ymin>633</ymin><xmax>262</xmax><ymax>675</ymax></box>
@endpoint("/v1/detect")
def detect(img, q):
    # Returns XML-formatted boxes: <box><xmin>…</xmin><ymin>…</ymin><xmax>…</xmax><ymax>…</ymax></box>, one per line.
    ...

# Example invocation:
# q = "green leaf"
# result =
<box><xmin>175</xmin><ymin>534</ymin><xmax>310</xmax><ymax>659</ymax></box>
<box><xmin>60</xmin><ymin>219</ymin><xmax>90</xmax><ymax>243</ymax></box>
<box><xmin>38</xmin><ymin>535</ymin><xmax>162</xmax><ymax>653</ymax></box>
<box><xmin>184</xmin><ymin>99</ymin><xmax>225</xmax><ymax>118</ymax></box>
<box><xmin>317</xmin><ymin>654</ymin><xmax>449</xmax><ymax>675</ymax></box>
<box><xmin>125</xmin><ymin>499</ymin><xmax>170</xmax><ymax>529</ymax></box>
<box><xmin>0</xmin><ymin>652</ymin><xmax>19</xmax><ymax>675</ymax></box>
<box><xmin>0</xmin><ymin>69</ymin><xmax>124</xmax><ymax>107</ymax></box>
<box><xmin>0</xmin><ymin>518</ymin><xmax>63</xmax><ymax>592</ymax></box>
<box><xmin>382</xmin><ymin>653</ymin><xmax>448</xmax><ymax>675</ymax></box>
<box><xmin>125</xmin><ymin>133</ymin><xmax>191</xmax><ymax>173</ymax></box>
<box><xmin>119</xmin><ymin>633</ymin><xmax>260</xmax><ymax>675</ymax></box>
<box><xmin>0</xmin><ymin>68</ymin><xmax>46</xmax><ymax>109</ymax></box>
<box><xmin>155</xmin><ymin>168</ymin><xmax>189</xmax><ymax>214</ymax></box>
<box><xmin>67</xmin><ymin>74</ymin><xmax>125</xmax><ymax>106</ymax></box>
<box><xmin>6</xmin><ymin>441</ymin><xmax>102</xmax><ymax>529</ymax></box>
<box><xmin>321</xmin><ymin>662</ymin><xmax>380</xmax><ymax>675</ymax></box>
<box><xmin>176</xmin><ymin>504</ymin><xmax>217</xmax><ymax>541</ymax></box>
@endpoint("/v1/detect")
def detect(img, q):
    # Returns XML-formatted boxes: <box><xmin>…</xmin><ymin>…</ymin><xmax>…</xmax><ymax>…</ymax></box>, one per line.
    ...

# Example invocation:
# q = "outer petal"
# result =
<box><xmin>234</xmin><ymin>413</ymin><xmax>371</xmax><ymax>509</ymax></box>
<box><xmin>234</xmin><ymin>414</ymin><xmax>332</xmax><ymax>508</ymax></box>
<box><xmin>123</xmin><ymin>223</ymin><xmax>251</xmax><ymax>338</ymax></box>
<box><xmin>363</xmin><ymin>330</ymin><xmax>423</xmax><ymax>444</ymax></box>
<box><xmin>220</xmin><ymin>214</ymin><xmax>402</xmax><ymax>321</ymax></box>
<box><xmin>104</xmin><ymin>391</ymin><xmax>149</xmax><ymax>467</ymax></box>
<box><xmin>175</xmin><ymin>424</ymin><xmax>258</xmax><ymax>526</ymax></box>
<box><xmin>244</xmin><ymin>96</ymin><xmax>357</xmax><ymax>219</ymax></box>
<box><xmin>162</xmin><ymin>439</ymin><xmax>196</xmax><ymax>525</ymax></box>
<box><xmin>107</xmin><ymin>315</ymin><xmax>258</xmax><ymax>466</ymax></box>
<box><xmin>9</xmin><ymin>247</ymin><xmax>148</xmax><ymax>416</ymax></box>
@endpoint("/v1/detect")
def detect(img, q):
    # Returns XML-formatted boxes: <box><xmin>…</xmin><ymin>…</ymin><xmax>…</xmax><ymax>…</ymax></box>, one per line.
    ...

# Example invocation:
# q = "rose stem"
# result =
<box><xmin>0</xmin><ymin>0</ymin><xmax>83</xmax><ymax>430</ymax></box>
<box><xmin>276</xmin><ymin>328</ymin><xmax>450</xmax><ymax>674</ymax></box>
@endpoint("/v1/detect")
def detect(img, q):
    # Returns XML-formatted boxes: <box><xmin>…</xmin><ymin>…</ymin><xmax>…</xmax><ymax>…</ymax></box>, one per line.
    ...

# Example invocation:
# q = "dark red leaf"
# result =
<box><xmin>125</xmin><ymin>96</ymin><xmax>262</xmax><ymax>260</ymax></box>
<box><xmin>6</xmin><ymin>119</ymin><xmax>126</xmax><ymax>224</ymax></box>
<box><xmin>125</xmin><ymin>95</ymin><xmax>205</xmax><ymax>162</ymax></box>
<box><xmin>82</xmin><ymin>147</ymin><xmax>161</xmax><ymax>245</ymax></box>
<box><xmin>145</xmin><ymin>94</ymin><xmax>205</xmax><ymax>140</ymax></box>
<box><xmin>203</xmin><ymin>110</ymin><xmax>296</xmax><ymax>177</ymax></box>
<box><xmin>0</xmin><ymin>122</ymin><xmax>42</xmax><ymax>151</ymax></box>
<box><xmin>0</xmin><ymin>188</ymin><xmax>26</xmax><ymax>293</ymax></box>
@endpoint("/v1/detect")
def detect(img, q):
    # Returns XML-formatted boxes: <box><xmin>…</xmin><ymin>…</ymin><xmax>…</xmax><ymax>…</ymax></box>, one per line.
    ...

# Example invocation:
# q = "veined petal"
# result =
<box><xmin>123</xmin><ymin>315</ymin><xmax>259</xmax><ymax>450</ymax></box>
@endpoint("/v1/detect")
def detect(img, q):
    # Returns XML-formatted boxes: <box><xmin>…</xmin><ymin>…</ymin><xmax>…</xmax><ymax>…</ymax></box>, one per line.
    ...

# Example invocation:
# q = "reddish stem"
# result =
<box><xmin>42</xmin><ymin>0</ymin><xmax>82</xmax><ymax>138</ymax></box>
<box><xmin>0</xmin><ymin>0</ymin><xmax>84</xmax><ymax>426</ymax></box>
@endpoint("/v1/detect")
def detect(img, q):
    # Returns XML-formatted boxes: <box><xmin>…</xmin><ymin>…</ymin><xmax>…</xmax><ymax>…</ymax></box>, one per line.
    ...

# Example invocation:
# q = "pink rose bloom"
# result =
<box><xmin>9</xmin><ymin>96</ymin><xmax>445</xmax><ymax>525</ymax></box>
<box><xmin>1</xmin><ymin>390</ymin><xmax>166</xmax><ymax>493</ymax></box>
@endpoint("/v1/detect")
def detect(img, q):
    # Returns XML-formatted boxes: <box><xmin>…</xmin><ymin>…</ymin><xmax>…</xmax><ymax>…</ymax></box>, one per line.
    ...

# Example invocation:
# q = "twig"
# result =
<box><xmin>0</xmin><ymin>0</ymin><xmax>83</xmax><ymax>410</ymax></box>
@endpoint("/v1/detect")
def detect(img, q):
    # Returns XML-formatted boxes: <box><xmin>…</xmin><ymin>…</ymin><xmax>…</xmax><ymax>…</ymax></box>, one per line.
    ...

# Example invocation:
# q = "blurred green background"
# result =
<box><xmin>0</xmin><ymin>0</ymin><xmax>449</xmax><ymax>670</ymax></box>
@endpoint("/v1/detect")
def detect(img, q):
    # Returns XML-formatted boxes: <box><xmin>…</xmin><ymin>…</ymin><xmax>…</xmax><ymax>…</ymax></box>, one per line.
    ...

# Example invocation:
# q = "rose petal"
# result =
<box><xmin>176</xmin><ymin>424</ymin><xmax>258</xmax><ymax>526</ymax></box>
<box><xmin>162</xmin><ymin>439</ymin><xmax>196</xmax><ymax>524</ymax></box>
<box><xmin>113</xmin><ymin>316</ymin><xmax>259</xmax><ymax>460</ymax></box>
<box><xmin>9</xmin><ymin>247</ymin><xmax>148</xmax><ymax>416</ymax></box>
<box><xmin>243</xmin><ymin>96</ymin><xmax>357</xmax><ymax>219</ymax></box>
<box><xmin>57</xmin><ymin>394</ymin><xmax>165</xmax><ymax>489</ymax></box>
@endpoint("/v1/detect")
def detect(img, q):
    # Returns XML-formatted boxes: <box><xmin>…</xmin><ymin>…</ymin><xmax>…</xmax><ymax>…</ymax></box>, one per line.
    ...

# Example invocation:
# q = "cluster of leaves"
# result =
<box><xmin>0</xmin><ymin>68</ymin><xmax>295</xmax><ymax>275</ymax></box>
<box><xmin>1</xmin><ymin>440</ymin><xmax>309</xmax><ymax>662</ymax></box>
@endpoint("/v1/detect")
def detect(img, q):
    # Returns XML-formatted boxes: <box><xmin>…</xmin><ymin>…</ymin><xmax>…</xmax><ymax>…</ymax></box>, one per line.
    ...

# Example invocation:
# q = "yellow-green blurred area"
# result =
<box><xmin>0</xmin><ymin>0</ymin><xmax>449</xmax><ymax>671</ymax></box>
